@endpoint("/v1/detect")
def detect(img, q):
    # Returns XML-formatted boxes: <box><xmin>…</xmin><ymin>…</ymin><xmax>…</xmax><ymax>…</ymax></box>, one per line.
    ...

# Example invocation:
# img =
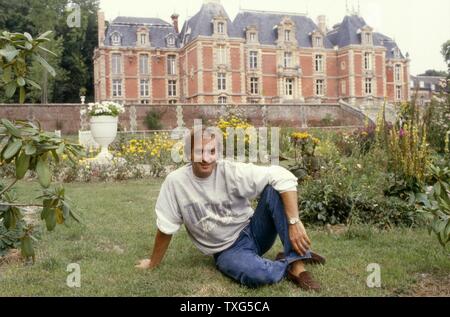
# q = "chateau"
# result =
<box><xmin>93</xmin><ymin>0</ymin><xmax>410</xmax><ymax>106</ymax></box>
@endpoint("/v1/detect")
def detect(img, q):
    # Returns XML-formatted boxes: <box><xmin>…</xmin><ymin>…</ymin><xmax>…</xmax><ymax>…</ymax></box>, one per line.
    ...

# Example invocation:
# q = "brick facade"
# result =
<box><xmin>93</xmin><ymin>1</ymin><xmax>410</xmax><ymax>107</ymax></box>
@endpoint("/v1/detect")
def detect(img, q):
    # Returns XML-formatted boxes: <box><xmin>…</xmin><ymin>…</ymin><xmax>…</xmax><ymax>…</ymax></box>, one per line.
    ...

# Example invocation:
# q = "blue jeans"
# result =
<box><xmin>213</xmin><ymin>185</ymin><xmax>312</xmax><ymax>288</ymax></box>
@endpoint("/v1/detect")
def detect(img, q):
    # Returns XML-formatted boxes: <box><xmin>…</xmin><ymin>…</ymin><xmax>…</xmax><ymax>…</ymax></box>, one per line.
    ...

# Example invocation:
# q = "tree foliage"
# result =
<box><xmin>0</xmin><ymin>0</ymin><xmax>99</xmax><ymax>103</ymax></box>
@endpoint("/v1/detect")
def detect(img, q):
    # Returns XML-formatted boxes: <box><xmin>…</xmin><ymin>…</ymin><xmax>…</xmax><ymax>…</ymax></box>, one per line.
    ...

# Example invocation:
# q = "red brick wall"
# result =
<box><xmin>0</xmin><ymin>103</ymin><xmax>366</xmax><ymax>135</ymax></box>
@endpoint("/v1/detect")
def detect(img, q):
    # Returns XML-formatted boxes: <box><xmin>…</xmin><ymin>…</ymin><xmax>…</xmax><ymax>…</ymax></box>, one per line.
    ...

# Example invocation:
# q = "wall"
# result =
<box><xmin>0</xmin><ymin>103</ymin><xmax>366</xmax><ymax>135</ymax></box>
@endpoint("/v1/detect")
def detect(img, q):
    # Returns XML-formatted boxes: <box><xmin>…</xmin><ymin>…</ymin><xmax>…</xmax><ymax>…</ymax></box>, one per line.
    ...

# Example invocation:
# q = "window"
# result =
<box><xmin>140</xmin><ymin>33</ymin><xmax>147</xmax><ymax>45</ymax></box>
<box><xmin>431</xmin><ymin>84</ymin><xmax>435</xmax><ymax>91</ymax></box>
<box><xmin>218</xmin><ymin>22</ymin><xmax>224</xmax><ymax>34</ymax></box>
<box><xmin>140</xmin><ymin>79</ymin><xmax>149</xmax><ymax>97</ymax></box>
<box><xmin>396</xmin><ymin>85</ymin><xmax>402</xmax><ymax>100</ymax></box>
<box><xmin>250</xmin><ymin>77</ymin><xmax>259</xmax><ymax>94</ymax></box>
<box><xmin>410</xmin><ymin>80</ymin><xmax>414</xmax><ymax>88</ymax></box>
<box><xmin>284</xmin><ymin>30</ymin><xmax>291</xmax><ymax>42</ymax></box>
<box><xmin>112</xmin><ymin>54</ymin><xmax>122</xmax><ymax>74</ymax></box>
<box><xmin>284</xmin><ymin>52</ymin><xmax>292</xmax><ymax>68</ymax></box>
<box><xmin>218</xmin><ymin>45</ymin><xmax>227</xmax><ymax>65</ymax></box>
<box><xmin>249</xmin><ymin>32</ymin><xmax>256</xmax><ymax>41</ymax></box>
<box><xmin>364</xmin><ymin>33</ymin><xmax>372</xmax><ymax>44</ymax></box>
<box><xmin>365</xmin><ymin>78</ymin><xmax>372</xmax><ymax>95</ymax></box>
<box><xmin>315</xmin><ymin>55</ymin><xmax>323</xmax><ymax>72</ymax></box>
<box><xmin>394</xmin><ymin>48</ymin><xmax>400</xmax><ymax>58</ymax></box>
<box><xmin>218</xmin><ymin>96</ymin><xmax>227</xmax><ymax>104</ymax></box>
<box><xmin>419</xmin><ymin>81</ymin><xmax>425</xmax><ymax>88</ymax></box>
<box><xmin>168</xmin><ymin>80</ymin><xmax>177</xmax><ymax>97</ymax></box>
<box><xmin>284</xmin><ymin>78</ymin><xmax>293</xmax><ymax>96</ymax></box>
<box><xmin>249</xmin><ymin>51</ymin><xmax>258</xmax><ymax>69</ymax></box>
<box><xmin>341</xmin><ymin>80</ymin><xmax>346</xmax><ymax>95</ymax></box>
<box><xmin>168</xmin><ymin>99</ymin><xmax>177</xmax><ymax>104</ymax></box>
<box><xmin>112</xmin><ymin>79</ymin><xmax>122</xmax><ymax>97</ymax></box>
<box><xmin>395</xmin><ymin>64</ymin><xmax>401</xmax><ymax>82</ymax></box>
<box><xmin>111</xmin><ymin>33</ymin><xmax>121</xmax><ymax>46</ymax></box>
<box><xmin>167</xmin><ymin>55</ymin><xmax>176</xmax><ymax>75</ymax></box>
<box><xmin>218</xmin><ymin>73</ymin><xmax>226</xmax><ymax>90</ymax></box>
<box><xmin>315</xmin><ymin>79</ymin><xmax>324</xmax><ymax>96</ymax></box>
<box><xmin>140</xmin><ymin>100</ymin><xmax>149</xmax><ymax>104</ymax></box>
<box><xmin>315</xmin><ymin>36</ymin><xmax>322</xmax><ymax>47</ymax></box>
<box><xmin>139</xmin><ymin>55</ymin><xmax>149</xmax><ymax>75</ymax></box>
<box><xmin>167</xmin><ymin>36</ymin><xmax>175</xmax><ymax>46</ymax></box>
<box><xmin>364</xmin><ymin>52</ymin><xmax>373</xmax><ymax>70</ymax></box>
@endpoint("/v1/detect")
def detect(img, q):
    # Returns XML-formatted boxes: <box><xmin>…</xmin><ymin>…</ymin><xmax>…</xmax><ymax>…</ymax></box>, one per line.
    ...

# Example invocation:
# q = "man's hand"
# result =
<box><xmin>289</xmin><ymin>221</ymin><xmax>311</xmax><ymax>256</ymax></box>
<box><xmin>135</xmin><ymin>258</ymin><xmax>155</xmax><ymax>270</ymax></box>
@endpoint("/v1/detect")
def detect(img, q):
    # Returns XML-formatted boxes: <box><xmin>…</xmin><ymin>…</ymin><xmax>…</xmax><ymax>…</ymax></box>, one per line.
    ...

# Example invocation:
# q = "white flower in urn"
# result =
<box><xmin>87</xmin><ymin>101</ymin><xmax>125</xmax><ymax>117</ymax></box>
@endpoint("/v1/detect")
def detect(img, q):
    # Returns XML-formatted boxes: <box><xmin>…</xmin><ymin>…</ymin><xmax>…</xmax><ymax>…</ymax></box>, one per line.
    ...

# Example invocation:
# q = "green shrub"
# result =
<box><xmin>144</xmin><ymin>110</ymin><xmax>163</xmax><ymax>130</ymax></box>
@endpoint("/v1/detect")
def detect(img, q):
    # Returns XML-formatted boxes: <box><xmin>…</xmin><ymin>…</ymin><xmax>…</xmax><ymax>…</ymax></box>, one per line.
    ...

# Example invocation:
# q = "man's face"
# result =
<box><xmin>191</xmin><ymin>135</ymin><xmax>217</xmax><ymax>178</ymax></box>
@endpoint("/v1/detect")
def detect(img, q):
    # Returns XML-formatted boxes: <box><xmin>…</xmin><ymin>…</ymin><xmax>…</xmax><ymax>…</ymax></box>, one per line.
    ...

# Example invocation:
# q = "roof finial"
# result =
<box><xmin>345</xmin><ymin>0</ymin><xmax>349</xmax><ymax>15</ymax></box>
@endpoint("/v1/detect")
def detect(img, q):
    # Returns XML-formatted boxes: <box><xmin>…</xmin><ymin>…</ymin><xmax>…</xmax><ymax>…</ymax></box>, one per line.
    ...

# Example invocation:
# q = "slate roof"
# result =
<box><xmin>112</xmin><ymin>16</ymin><xmax>171</xmax><ymax>26</ymax></box>
<box><xmin>103</xmin><ymin>4</ymin><xmax>405</xmax><ymax>59</ymax></box>
<box><xmin>326</xmin><ymin>14</ymin><xmax>404</xmax><ymax>59</ymax></box>
<box><xmin>179</xmin><ymin>2</ymin><xmax>239</xmax><ymax>45</ymax></box>
<box><xmin>104</xmin><ymin>16</ymin><xmax>179</xmax><ymax>48</ymax></box>
<box><xmin>410</xmin><ymin>75</ymin><xmax>448</xmax><ymax>92</ymax></box>
<box><xmin>233</xmin><ymin>10</ymin><xmax>334</xmax><ymax>48</ymax></box>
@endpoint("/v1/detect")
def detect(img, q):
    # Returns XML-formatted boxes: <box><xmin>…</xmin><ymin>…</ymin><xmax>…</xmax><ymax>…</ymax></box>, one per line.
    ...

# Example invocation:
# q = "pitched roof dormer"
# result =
<box><xmin>276</xmin><ymin>17</ymin><xmax>297</xmax><ymax>47</ymax></box>
<box><xmin>136</xmin><ymin>26</ymin><xmax>150</xmax><ymax>47</ymax></box>
<box><xmin>358</xmin><ymin>25</ymin><xmax>374</xmax><ymax>46</ymax></box>
<box><xmin>310</xmin><ymin>29</ymin><xmax>324</xmax><ymax>48</ymax></box>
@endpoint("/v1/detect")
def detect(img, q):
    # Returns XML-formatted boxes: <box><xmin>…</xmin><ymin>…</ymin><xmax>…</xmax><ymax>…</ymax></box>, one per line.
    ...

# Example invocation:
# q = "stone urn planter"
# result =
<box><xmin>90</xmin><ymin>115</ymin><xmax>118</xmax><ymax>163</ymax></box>
<box><xmin>87</xmin><ymin>101</ymin><xmax>124</xmax><ymax>164</ymax></box>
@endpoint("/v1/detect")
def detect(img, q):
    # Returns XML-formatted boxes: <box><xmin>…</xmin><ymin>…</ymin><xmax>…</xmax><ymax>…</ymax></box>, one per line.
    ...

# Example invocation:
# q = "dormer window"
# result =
<box><xmin>136</xmin><ymin>27</ymin><xmax>149</xmax><ymax>47</ymax></box>
<box><xmin>111</xmin><ymin>33</ymin><xmax>121</xmax><ymax>46</ymax></box>
<box><xmin>310</xmin><ymin>30</ymin><xmax>323</xmax><ymax>48</ymax></box>
<box><xmin>394</xmin><ymin>48</ymin><xmax>401</xmax><ymax>59</ymax></box>
<box><xmin>285</xmin><ymin>30</ymin><xmax>291</xmax><ymax>41</ymax></box>
<box><xmin>213</xmin><ymin>17</ymin><xmax>227</xmax><ymax>37</ymax></box>
<box><xmin>360</xmin><ymin>26</ymin><xmax>373</xmax><ymax>46</ymax></box>
<box><xmin>218</xmin><ymin>22</ymin><xmax>224</xmax><ymax>34</ymax></box>
<box><xmin>166</xmin><ymin>34</ymin><xmax>176</xmax><ymax>47</ymax></box>
<box><xmin>245</xmin><ymin>26</ymin><xmax>259</xmax><ymax>43</ymax></box>
<box><xmin>314</xmin><ymin>36</ymin><xmax>323</xmax><ymax>47</ymax></box>
<box><xmin>140</xmin><ymin>34</ymin><xmax>147</xmax><ymax>45</ymax></box>
<box><xmin>277</xmin><ymin>17</ymin><xmax>296</xmax><ymax>46</ymax></box>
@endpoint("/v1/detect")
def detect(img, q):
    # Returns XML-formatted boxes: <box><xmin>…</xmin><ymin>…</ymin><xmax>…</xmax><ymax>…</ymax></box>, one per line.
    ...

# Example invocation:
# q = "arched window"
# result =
<box><xmin>111</xmin><ymin>33</ymin><xmax>121</xmax><ymax>46</ymax></box>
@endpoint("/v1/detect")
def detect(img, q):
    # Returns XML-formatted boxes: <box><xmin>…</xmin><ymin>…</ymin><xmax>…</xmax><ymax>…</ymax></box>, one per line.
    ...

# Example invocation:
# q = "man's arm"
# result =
<box><xmin>280</xmin><ymin>191</ymin><xmax>311</xmax><ymax>256</ymax></box>
<box><xmin>135</xmin><ymin>229</ymin><xmax>172</xmax><ymax>269</ymax></box>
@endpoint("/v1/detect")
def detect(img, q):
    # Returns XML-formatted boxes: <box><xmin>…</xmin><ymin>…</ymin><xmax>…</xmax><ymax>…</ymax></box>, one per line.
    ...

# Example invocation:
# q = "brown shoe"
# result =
<box><xmin>287</xmin><ymin>270</ymin><xmax>321</xmax><ymax>292</ymax></box>
<box><xmin>275</xmin><ymin>251</ymin><xmax>326</xmax><ymax>265</ymax></box>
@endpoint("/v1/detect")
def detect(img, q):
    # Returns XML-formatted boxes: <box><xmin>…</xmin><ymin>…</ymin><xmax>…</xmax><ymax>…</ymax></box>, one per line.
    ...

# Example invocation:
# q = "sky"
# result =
<box><xmin>99</xmin><ymin>0</ymin><xmax>450</xmax><ymax>75</ymax></box>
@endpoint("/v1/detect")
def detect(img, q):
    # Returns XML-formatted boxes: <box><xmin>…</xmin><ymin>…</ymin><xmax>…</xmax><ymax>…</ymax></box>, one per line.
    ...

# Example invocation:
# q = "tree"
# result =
<box><xmin>0</xmin><ymin>0</ymin><xmax>99</xmax><ymax>103</ymax></box>
<box><xmin>0</xmin><ymin>31</ymin><xmax>84</xmax><ymax>260</ymax></box>
<box><xmin>419</xmin><ymin>69</ymin><xmax>448</xmax><ymax>77</ymax></box>
<box><xmin>442</xmin><ymin>40</ymin><xmax>450</xmax><ymax>78</ymax></box>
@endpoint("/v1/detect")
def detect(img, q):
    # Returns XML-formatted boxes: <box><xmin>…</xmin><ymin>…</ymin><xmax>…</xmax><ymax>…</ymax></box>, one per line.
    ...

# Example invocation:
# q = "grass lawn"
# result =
<box><xmin>0</xmin><ymin>179</ymin><xmax>449</xmax><ymax>296</ymax></box>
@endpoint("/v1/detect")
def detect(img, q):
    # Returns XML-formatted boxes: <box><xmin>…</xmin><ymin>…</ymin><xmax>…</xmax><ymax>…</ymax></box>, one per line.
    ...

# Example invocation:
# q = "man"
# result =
<box><xmin>136</xmin><ymin>129</ymin><xmax>325</xmax><ymax>291</ymax></box>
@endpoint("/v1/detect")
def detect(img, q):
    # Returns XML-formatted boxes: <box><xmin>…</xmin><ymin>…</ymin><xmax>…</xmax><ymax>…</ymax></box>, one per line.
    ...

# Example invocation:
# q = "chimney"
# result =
<box><xmin>97</xmin><ymin>11</ymin><xmax>106</xmax><ymax>47</ymax></box>
<box><xmin>171</xmin><ymin>13</ymin><xmax>179</xmax><ymax>33</ymax></box>
<box><xmin>317</xmin><ymin>15</ymin><xmax>327</xmax><ymax>35</ymax></box>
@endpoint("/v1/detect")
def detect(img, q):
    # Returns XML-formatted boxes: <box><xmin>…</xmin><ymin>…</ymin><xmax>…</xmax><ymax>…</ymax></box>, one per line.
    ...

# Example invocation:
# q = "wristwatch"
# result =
<box><xmin>288</xmin><ymin>217</ymin><xmax>300</xmax><ymax>225</ymax></box>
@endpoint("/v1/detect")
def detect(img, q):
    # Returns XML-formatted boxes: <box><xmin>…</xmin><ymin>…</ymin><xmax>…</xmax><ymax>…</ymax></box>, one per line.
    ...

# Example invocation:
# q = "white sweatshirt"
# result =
<box><xmin>155</xmin><ymin>159</ymin><xmax>298</xmax><ymax>255</ymax></box>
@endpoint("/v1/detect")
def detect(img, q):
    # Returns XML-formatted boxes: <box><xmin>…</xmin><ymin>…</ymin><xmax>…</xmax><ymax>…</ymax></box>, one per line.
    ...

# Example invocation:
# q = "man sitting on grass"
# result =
<box><xmin>136</xmin><ymin>128</ymin><xmax>325</xmax><ymax>291</ymax></box>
